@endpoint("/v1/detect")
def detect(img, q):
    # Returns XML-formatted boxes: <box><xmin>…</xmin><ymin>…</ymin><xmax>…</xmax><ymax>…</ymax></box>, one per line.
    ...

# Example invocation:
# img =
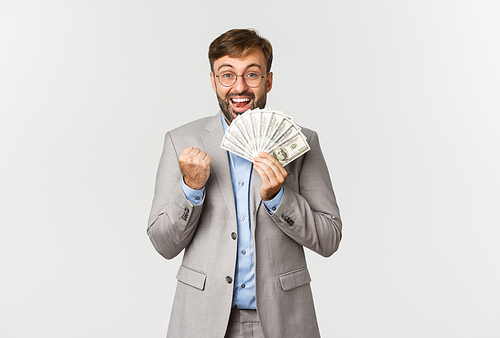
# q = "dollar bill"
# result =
<box><xmin>221</xmin><ymin>131</ymin><xmax>254</xmax><ymax>162</ymax></box>
<box><xmin>220</xmin><ymin>108</ymin><xmax>310</xmax><ymax>166</ymax></box>
<box><xmin>269</xmin><ymin>130</ymin><xmax>310</xmax><ymax>166</ymax></box>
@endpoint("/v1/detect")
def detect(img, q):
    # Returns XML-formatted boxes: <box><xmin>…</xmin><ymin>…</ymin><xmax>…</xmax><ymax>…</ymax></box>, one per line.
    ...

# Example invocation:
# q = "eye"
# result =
<box><xmin>220</xmin><ymin>72</ymin><xmax>235</xmax><ymax>79</ymax></box>
<box><xmin>245</xmin><ymin>72</ymin><xmax>260</xmax><ymax>78</ymax></box>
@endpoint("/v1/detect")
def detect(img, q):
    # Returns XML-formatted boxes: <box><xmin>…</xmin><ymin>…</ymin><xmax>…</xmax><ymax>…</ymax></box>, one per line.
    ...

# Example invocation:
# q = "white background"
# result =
<box><xmin>1</xmin><ymin>1</ymin><xmax>499</xmax><ymax>337</ymax></box>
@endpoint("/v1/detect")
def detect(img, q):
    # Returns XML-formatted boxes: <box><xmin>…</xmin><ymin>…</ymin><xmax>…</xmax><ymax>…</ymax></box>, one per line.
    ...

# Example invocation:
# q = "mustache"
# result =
<box><xmin>227</xmin><ymin>91</ymin><xmax>255</xmax><ymax>99</ymax></box>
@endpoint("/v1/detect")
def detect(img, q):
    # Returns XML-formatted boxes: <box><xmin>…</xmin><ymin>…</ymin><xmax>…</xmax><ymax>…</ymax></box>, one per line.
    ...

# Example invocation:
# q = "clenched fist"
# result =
<box><xmin>178</xmin><ymin>146</ymin><xmax>211</xmax><ymax>190</ymax></box>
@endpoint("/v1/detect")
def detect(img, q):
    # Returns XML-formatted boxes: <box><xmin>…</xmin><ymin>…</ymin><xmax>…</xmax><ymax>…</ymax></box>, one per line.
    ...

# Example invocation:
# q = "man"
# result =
<box><xmin>148</xmin><ymin>28</ymin><xmax>342</xmax><ymax>338</ymax></box>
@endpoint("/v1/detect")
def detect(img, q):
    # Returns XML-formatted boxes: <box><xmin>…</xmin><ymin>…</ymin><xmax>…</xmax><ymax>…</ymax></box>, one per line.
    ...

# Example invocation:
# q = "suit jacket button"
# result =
<box><xmin>226</xmin><ymin>276</ymin><xmax>233</xmax><ymax>284</ymax></box>
<box><xmin>231</xmin><ymin>232</ymin><xmax>237</xmax><ymax>240</ymax></box>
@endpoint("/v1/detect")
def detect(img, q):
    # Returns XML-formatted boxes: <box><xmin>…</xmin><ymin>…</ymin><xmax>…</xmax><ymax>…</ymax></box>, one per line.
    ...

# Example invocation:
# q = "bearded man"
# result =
<box><xmin>148</xmin><ymin>28</ymin><xmax>342</xmax><ymax>338</ymax></box>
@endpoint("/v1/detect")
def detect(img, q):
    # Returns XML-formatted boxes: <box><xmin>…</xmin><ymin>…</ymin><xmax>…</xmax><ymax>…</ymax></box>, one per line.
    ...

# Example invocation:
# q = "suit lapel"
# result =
<box><xmin>201</xmin><ymin>113</ymin><xmax>237</xmax><ymax>222</ymax></box>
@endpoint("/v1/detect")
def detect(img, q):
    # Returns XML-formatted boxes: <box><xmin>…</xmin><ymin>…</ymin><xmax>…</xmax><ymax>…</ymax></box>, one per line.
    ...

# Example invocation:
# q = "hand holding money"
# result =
<box><xmin>178</xmin><ymin>146</ymin><xmax>211</xmax><ymax>190</ymax></box>
<box><xmin>253</xmin><ymin>151</ymin><xmax>288</xmax><ymax>201</ymax></box>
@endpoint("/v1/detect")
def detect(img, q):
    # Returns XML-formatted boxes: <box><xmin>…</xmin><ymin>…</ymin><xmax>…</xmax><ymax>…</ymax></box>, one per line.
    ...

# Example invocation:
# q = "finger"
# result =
<box><xmin>257</xmin><ymin>151</ymin><xmax>275</xmax><ymax>161</ymax></box>
<box><xmin>179</xmin><ymin>146</ymin><xmax>201</xmax><ymax>160</ymax></box>
<box><xmin>254</xmin><ymin>155</ymin><xmax>286</xmax><ymax>179</ymax></box>
<box><xmin>255</xmin><ymin>151</ymin><xmax>280</xmax><ymax>167</ymax></box>
<box><xmin>253</xmin><ymin>161</ymin><xmax>279</xmax><ymax>184</ymax></box>
<box><xmin>195</xmin><ymin>150</ymin><xmax>208</xmax><ymax>161</ymax></box>
<box><xmin>257</xmin><ymin>158</ymin><xmax>288</xmax><ymax>188</ymax></box>
<box><xmin>254</xmin><ymin>158</ymin><xmax>278</xmax><ymax>172</ymax></box>
<box><xmin>258</xmin><ymin>151</ymin><xmax>287</xmax><ymax>177</ymax></box>
<box><xmin>253</xmin><ymin>162</ymin><xmax>271</xmax><ymax>185</ymax></box>
<box><xmin>180</xmin><ymin>146</ymin><xmax>194</xmax><ymax>159</ymax></box>
<box><xmin>189</xmin><ymin>147</ymin><xmax>201</xmax><ymax>158</ymax></box>
<box><xmin>197</xmin><ymin>152</ymin><xmax>211</xmax><ymax>168</ymax></box>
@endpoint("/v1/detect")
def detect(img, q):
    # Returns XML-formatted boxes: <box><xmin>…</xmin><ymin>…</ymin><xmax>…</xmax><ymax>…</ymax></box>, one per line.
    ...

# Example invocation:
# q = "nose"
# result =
<box><xmin>232</xmin><ymin>74</ymin><xmax>249</xmax><ymax>92</ymax></box>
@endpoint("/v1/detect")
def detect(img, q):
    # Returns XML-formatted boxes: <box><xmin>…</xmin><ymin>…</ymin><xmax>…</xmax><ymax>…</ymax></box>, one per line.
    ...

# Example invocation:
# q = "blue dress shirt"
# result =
<box><xmin>182</xmin><ymin>112</ymin><xmax>284</xmax><ymax>309</ymax></box>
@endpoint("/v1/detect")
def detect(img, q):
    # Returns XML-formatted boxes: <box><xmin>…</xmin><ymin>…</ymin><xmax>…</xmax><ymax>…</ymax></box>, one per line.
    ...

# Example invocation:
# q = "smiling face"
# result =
<box><xmin>210</xmin><ymin>49</ymin><xmax>273</xmax><ymax>124</ymax></box>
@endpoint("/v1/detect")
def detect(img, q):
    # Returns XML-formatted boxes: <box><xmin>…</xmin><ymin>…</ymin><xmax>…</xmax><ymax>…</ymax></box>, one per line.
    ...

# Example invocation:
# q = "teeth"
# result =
<box><xmin>232</xmin><ymin>98</ymin><xmax>250</xmax><ymax>103</ymax></box>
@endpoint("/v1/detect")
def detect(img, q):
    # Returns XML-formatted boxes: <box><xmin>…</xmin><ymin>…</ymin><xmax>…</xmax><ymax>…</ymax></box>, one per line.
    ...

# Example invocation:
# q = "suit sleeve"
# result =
<box><xmin>147</xmin><ymin>132</ymin><xmax>204</xmax><ymax>259</ymax></box>
<box><xmin>269</xmin><ymin>131</ymin><xmax>342</xmax><ymax>257</ymax></box>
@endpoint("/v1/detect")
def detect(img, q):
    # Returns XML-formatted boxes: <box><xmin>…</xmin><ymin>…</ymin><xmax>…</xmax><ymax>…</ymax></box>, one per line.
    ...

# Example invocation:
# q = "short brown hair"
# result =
<box><xmin>208</xmin><ymin>29</ymin><xmax>273</xmax><ymax>74</ymax></box>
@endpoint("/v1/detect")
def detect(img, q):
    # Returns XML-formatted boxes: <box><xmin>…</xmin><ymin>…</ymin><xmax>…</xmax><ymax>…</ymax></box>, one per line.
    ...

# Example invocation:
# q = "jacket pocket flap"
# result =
<box><xmin>176</xmin><ymin>265</ymin><xmax>207</xmax><ymax>290</ymax></box>
<box><xmin>279</xmin><ymin>267</ymin><xmax>311</xmax><ymax>291</ymax></box>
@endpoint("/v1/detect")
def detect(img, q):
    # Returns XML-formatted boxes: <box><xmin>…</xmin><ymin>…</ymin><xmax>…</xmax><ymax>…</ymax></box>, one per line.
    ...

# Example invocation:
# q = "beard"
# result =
<box><xmin>216</xmin><ymin>88</ymin><xmax>268</xmax><ymax>124</ymax></box>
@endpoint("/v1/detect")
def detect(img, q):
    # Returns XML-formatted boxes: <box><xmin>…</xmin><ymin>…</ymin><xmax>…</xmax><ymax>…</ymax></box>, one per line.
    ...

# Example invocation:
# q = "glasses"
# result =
<box><xmin>215</xmin><ymin>71</ymin><xmax>269</xmax><ymax>88</ymax></box>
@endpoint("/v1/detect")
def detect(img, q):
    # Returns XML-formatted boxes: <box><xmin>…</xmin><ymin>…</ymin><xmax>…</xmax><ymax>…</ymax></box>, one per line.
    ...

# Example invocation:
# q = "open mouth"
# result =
<box><xmin>230</xmin><ymin>97</ymin><xmax>252</xmax><ymax>113</ymax></box>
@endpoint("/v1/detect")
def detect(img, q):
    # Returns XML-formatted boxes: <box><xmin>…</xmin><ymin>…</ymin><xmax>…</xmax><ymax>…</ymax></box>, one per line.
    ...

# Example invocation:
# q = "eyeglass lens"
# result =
<box><xmin>218</xmin><ymin>71</ymin><xmax>263</xmax><ymax>88</ymax></box>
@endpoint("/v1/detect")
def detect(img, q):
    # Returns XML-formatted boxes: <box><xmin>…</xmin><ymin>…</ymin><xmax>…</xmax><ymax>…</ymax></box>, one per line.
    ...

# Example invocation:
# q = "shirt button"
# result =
<box><xmin>226</xmin><ymin>276</ymin><xmax>233</xmax><ymax>284</ymax></box>
<box><xmin>272</xmin><ymin>206</ymin><xmax>276</xmax><ymax>211</ymax></box>
<box><xmin>241</xmin><ymin>250</ymin><xmax>246</xmax><ymax>255</ymax></box>
<box><xmin>231</xmin><ymin>232</ymin><xmax>237</xmax><ymax>240</ymax></box>
<box><xmin>239</xmin><ymin>181</ymin><xmax>244</xmax><ymax>186</ymax></box>
<box><xmin>195</xmin><ymin>197</ymin><xmax>200</xmax><ymax>201</ymax></box>
<box><xmin>241</xmin><ymin>284</ymin><xmax>246</xmax><ymax>288</ymax></box>
<box><xmin>240</xmin><ymin>216</ymin><xmax>245</xmax><ymax>221</ymax></box>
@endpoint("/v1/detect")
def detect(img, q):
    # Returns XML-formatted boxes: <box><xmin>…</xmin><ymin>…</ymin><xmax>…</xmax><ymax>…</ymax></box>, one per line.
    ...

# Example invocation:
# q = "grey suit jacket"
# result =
<box><xmin>148</xmin><ymin>112</ymin><xmax>342</xmax><ymax>338</ymax></box>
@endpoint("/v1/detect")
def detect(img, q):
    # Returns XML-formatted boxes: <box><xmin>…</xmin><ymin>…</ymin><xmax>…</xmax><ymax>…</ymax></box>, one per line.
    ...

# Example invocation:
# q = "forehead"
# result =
<box><xmin>214</xmin><ymin>49</ymin><xmax>267</xmax><ymax>72</ymax></box>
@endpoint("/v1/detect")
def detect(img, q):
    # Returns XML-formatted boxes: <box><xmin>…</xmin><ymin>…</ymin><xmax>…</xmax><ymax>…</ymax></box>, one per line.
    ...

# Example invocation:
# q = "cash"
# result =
<box><xmin>221</xmin><ymin>108</ymin><xmax>310</xmax><ymax>166</ymax></box>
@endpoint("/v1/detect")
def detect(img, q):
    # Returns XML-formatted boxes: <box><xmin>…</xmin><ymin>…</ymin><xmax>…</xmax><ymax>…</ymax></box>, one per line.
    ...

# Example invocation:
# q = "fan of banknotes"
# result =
<box><xmin>221</xmin><ymin>108</ymin><xmax>310</xmax><ymax>166</ymax></box>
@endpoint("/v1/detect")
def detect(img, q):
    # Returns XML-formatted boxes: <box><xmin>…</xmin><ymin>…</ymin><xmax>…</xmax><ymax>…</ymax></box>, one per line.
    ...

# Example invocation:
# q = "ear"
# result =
<box><xmin>210</xmin><ymin>72</ymin><xmax>216</xmax><ymax>92</ymax></box>
<box><xmin>266</xmin><ymin>72</ymin><xmax>273</xmax><ymax>93</ymax></box>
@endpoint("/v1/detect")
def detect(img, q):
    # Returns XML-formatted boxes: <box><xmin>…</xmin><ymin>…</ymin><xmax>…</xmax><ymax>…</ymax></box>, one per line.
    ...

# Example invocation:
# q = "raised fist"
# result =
<box><xmin>178</xmin><ymin>146</ymin><xmax>211</xmax><ymax>190</ymax></box>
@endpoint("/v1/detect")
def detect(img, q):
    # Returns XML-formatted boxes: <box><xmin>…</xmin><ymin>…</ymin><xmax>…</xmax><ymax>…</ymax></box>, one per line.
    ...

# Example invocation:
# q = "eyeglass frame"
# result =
<box><xmin>214</xmin><ymin>71</ymin><xmax>270</xmax><ymax>88</ymax></box>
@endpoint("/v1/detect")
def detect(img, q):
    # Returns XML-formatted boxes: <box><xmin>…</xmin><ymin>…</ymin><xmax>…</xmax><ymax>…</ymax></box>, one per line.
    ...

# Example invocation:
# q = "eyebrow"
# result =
<box><xmin>217</xmin><ymin>63</ymin><xmax>263</xmax><ymax>72</ymax></box>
